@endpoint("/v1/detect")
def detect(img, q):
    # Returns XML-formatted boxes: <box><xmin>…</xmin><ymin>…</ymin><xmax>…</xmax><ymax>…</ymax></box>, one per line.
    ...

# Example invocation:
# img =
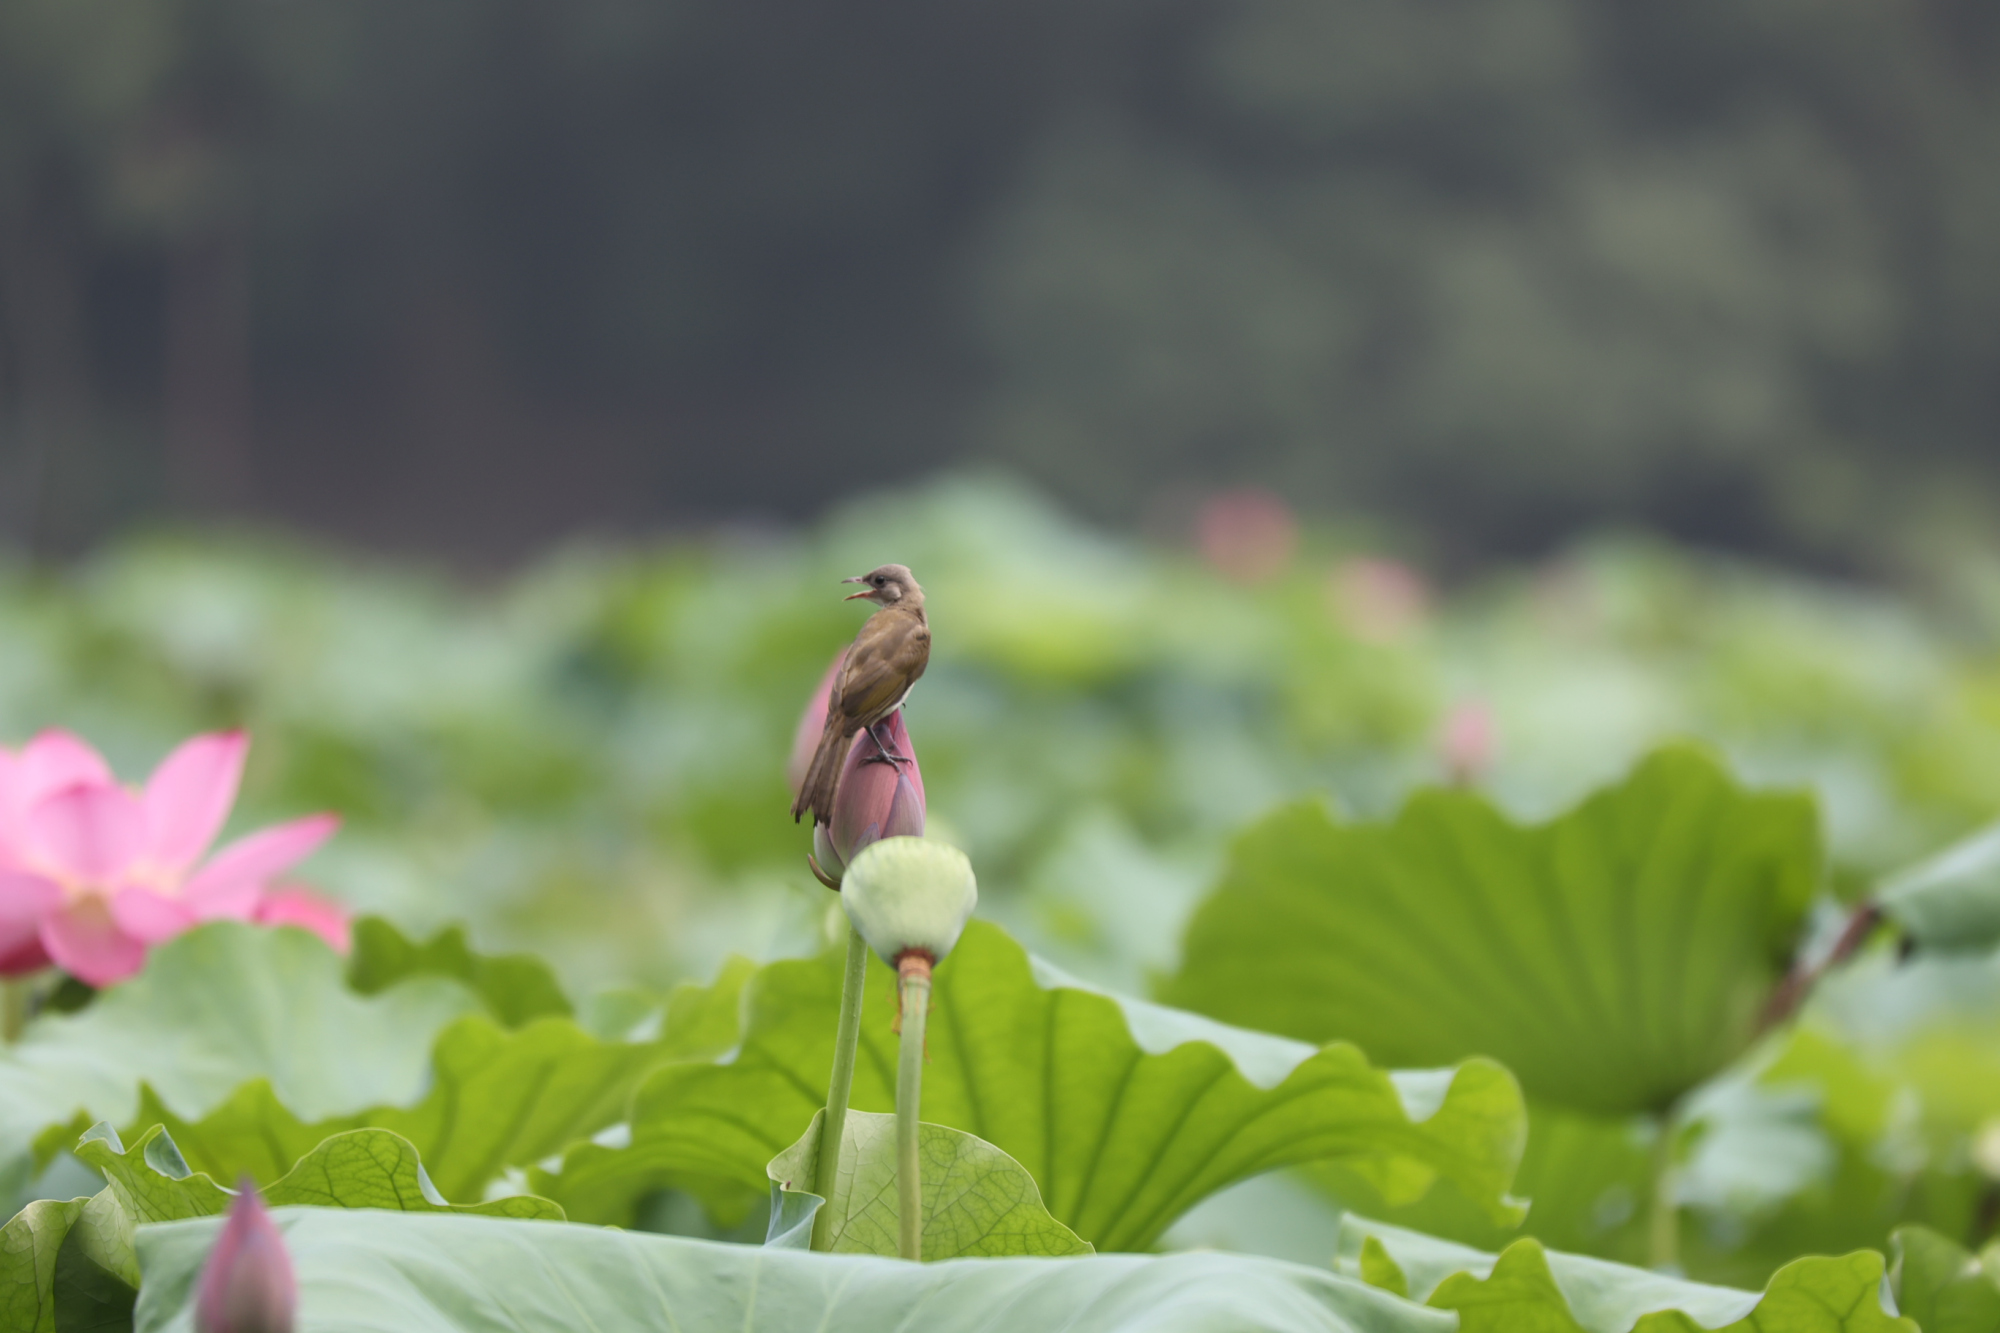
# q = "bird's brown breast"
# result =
<box><xmin>833</xmin><ymin>607</ymin><xmax>930</xmax><ymax>728</ymax></box>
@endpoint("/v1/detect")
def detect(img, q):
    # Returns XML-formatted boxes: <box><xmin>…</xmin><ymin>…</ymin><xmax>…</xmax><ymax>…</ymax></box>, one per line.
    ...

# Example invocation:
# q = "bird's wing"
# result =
<box><xmin>836</xmin><ymin>612</ymin><xmax>929</xmax><ymax>725</ymax></box>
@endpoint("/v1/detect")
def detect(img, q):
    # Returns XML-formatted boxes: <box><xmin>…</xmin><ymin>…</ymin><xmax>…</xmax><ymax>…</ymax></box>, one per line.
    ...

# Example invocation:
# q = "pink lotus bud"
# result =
<box><xmin>827</xmin><ymin>712</ymin><xmax>925</xmax><ymax>871</ymax></box>
<box><xmin>787</xmin><ymin>650</ymin><xmax>849</xmax><ymax>798</ymax></box>
<box><xmin>1197</xmin><ymin>489</ymin><xmax>1298</xmax><ymax>584</ymax></box>
<box><xmin>196</xmin><ymin>1180</ymin><xmax>296</xmax><ymax>1333</ymax></box>
<box><xmin>1441</xmin><ymin>699</ymin><xmax>1496</xmax><ymax>786</ymax></box>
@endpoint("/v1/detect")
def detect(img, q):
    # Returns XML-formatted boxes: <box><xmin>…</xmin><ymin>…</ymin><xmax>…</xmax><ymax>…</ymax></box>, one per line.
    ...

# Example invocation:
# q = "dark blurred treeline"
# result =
<box><xmin>2</xmin><ymin>0</ymin><xmax>1997</xmax><ymax>564</ymax></box>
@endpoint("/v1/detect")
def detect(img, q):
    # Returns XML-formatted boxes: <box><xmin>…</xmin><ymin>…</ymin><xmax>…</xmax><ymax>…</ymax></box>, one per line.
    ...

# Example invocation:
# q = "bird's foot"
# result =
<box><xmin>864</xmin><ymin>723</ymin><xmax>912</xmax><ymax>768</ymax></box>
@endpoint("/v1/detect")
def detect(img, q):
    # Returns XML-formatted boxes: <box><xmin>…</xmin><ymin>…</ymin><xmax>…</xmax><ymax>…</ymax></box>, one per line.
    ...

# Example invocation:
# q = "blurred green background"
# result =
<box><xmin>8</xmin><ymin>478</ymin><xmax>2000</xmax><ymax>1000</ymax></box>
<box><xmin>4</xmin><ymin>0</ymin><xmax>2000</xmax><ymax>565</ymax></box>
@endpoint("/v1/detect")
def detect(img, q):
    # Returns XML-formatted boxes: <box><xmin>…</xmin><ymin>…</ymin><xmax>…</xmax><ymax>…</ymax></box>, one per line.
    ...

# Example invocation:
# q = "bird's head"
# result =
<box><xmin>843</xmin><ymin>564</ymin><xmax>922</xmax><ymax>608</ymax></box>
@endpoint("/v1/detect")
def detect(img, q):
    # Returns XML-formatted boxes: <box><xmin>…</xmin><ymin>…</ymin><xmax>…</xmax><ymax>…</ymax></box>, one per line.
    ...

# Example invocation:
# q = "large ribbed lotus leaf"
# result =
<box><xmin>1163</xmin><ymin>747</ymin><xmax>1818</xmax><ymax>1117</ymax></box>
<box><xmin>132</xmin><ymin>1208</ymin><xmax>1457</xmax><ymax>1333</ymax></box>
<box><xmin>0</xmin><ymin>924</ymin><xmax>477</xmax><ymax>1192</ymax></box>
<box><xmin>124</xmin><ymin>953</ymin><xmax>748</xmax><ymax>1202</ymax></box>
<box><xmin>535</xmin><ymin>919</ymin><xmax>1526</xmax><ymax>1251</ymax></box>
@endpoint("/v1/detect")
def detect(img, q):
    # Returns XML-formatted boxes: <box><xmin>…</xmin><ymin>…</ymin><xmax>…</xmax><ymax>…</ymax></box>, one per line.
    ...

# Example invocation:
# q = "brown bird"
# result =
<box><xmin>792</xmin><ymin>564</ymin><xmax>931</xmax><ymax>827</ymax></box>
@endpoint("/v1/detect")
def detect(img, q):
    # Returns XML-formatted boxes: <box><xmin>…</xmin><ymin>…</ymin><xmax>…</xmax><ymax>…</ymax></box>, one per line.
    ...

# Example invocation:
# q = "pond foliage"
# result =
<box><xmin>8</xmin><ymin>485</ymin><xmax>2000</xmax><ymax>1329</ymax></box>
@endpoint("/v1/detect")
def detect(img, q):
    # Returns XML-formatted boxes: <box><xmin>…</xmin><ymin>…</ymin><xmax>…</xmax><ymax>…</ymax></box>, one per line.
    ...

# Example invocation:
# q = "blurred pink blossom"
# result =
<box><xmin>1440</xmin><ymin>699</ymin><xmax>1497</xmax><ymax>786</ymax></box>
<box><xmin>1327</xmin><ymin>557</ymin><xmax>1432</xmax><ymax>643</ymax></box>
<box><xmin>254</xmin><ymin>886</ymin><xmax>353</xmax><ymax>954</ymax></box>
<box><xmin>0</xmin><ymin>730</ymin><xmax>344</xmax><ymax>987</ymax></box>
<box><xmin>1197</xmin><ymin>490</ymin><xmax>1298</xmax><ymax>584</ymax></box>
<box><xmin>196</xmin><ymin>1180</ymin><xmax>296</xmax><ymax>1333</ymax></box>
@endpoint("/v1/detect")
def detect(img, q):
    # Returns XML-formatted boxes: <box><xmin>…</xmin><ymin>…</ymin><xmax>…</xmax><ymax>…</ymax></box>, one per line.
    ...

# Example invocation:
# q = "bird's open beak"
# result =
<box><xmin>841</xmin><ymin>575</ymin><xmax>873</xmax><ymax>601</ymax></box>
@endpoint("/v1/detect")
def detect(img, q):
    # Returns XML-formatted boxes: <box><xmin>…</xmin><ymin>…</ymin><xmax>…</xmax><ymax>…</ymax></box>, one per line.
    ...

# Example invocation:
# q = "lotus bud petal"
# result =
<box><xmin>196</xmin><ymin>1180</ymin><xmax>296</xmax><ymax>1333</ymax></box>
<box><xmin>841</xmin><ymin>837</ymin><xmax>976</xmax><ymax>967</ymax></box>
<box><xmin>829</xmin><ymin>712</ymin><xmax>926</xmax><ymax>866</ymax></box>
<box><xmin>786</xmin><ymin>650</ymin><xmax>848</xmax><ymax>798</ymax></box>
<box><xmin>812</xmin><ymin>822</ymin><xmax>846</xmax><ymax>884</ymax></box>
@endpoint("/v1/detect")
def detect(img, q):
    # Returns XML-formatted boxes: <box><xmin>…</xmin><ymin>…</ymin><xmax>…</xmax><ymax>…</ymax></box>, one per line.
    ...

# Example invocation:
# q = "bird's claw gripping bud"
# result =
<box><xmin>840</xmin><ymin>837</ymin><xmax>976</xmax><ymax>967</ymax></box>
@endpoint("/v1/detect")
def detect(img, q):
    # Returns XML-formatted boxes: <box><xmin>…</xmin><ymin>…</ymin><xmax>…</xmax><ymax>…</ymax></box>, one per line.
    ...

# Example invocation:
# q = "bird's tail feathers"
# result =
<box><xmin>791</xmin><ymin>716</ymin><xmax>849</xmax><ymax>824</ymax></box>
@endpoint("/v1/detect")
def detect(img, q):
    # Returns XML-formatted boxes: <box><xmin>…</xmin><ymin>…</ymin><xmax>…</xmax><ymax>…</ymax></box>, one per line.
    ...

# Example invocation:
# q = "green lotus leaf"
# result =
<box><xmin>766</xmin><ymin>1109</ymin><xmax>1090</xmax><ymax>1258</ymax></box>
<box><xmin>535</xmin><ymin>919</ymin><xmax>1526</xmax><ymax>1251</ymax></box>
<box><xmin>347</xmin><ymin>916</ymin><xmax>574</xmax><ymax>1026</ymax></box>
<box><xmin>1163</xmin><ymin>747</ymin><xmax>1819</xmax><ymax>1117</ymax></box>
<box><xmin>52</xmin><ymin>1187</ymin><xmax>138</xmax><ymax>1333</ymax></box>
<box><xmin>1338</xmin><ymin>1216</ymin><xmax>1912</xmax><ymax>1333</ymax></box>
<box><xmin>125</xmin><ymin>957</ymin><xmax>749</xmax><ymax>1202</ymax></box>
<box><xmin>0</xmin><ymin>924</ymin><xmax>477</xmax><ymax>1188</ymax></box>
<box><xmin>1306</xmin><ymin>1097</ymin><xmax>1658</xmax><ymax>1265</ymax></box>
<box><xmin>1876</xmin><ymin>824</ymin><xmax>2000</xmax><ymax>953</ymax></box>
<box><xmin>3</xmin><ymin>1122</ymin><xmax>561</xmax><ymax>1333</ymax></box>
<box><xmin>75</xmin><ymin>1124</ymin><xmax>560</xmax><ymax>1224</ymax></box>
<box><xmin>1</xmin><ymin>1197</ymin><xmax>87</xmax><ymax>1333</ymax></box>
<box><xmin>0</xmin><ymin>1183</ymin><xmax>144</xmax><ymax>1333</ymax></box>
<box><xmin>1682</xmin><ymin>955</ymin><xmax>2000</xmax><ymax>1285</ymax></box>
<box><xmin>1888</xmin><ymin>1226</ymin><xmax>2000</xmax><ymax>1333</ymax></box>
<box><xmin>132</xmin><ymin>1208</ymin><xmax>1457</xmax><ymax>1333</ymax></box>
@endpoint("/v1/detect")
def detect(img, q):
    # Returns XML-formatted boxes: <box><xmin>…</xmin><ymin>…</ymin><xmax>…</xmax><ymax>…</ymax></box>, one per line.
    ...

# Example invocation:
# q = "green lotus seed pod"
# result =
<box><xmin>841</xmin><ymin>836</ymin><xmax>977</xmax><ymax>965</ymax></box>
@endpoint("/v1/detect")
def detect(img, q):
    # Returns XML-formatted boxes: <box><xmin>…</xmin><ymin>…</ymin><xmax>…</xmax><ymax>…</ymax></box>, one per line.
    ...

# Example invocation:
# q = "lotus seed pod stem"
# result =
<box><xmin>896</xmin><ymin>950</ymin><xmax>932</xmax><ymax>1261</ymax></box>
<box><xmin>840</xmin><ymin>837</ymin><xmax>976</xmax><ymax>967</ymax></box>
<box><xmin>811</xmin><ymin>924</ymin><xmax>870</xmax><ymax>1250</ymax></box>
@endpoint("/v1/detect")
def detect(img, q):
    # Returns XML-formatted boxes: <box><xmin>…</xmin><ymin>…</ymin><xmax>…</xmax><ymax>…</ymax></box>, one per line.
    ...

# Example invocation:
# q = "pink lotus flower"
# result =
<box><xmin>0</xmin><ymin>729</ymin><xmax>345</xmax><ymax>987</ymax></box>
<box><xmin>196</xmin><ymin>1179</ymin><xmax>297</xmax><ymax>1333</ymax></box>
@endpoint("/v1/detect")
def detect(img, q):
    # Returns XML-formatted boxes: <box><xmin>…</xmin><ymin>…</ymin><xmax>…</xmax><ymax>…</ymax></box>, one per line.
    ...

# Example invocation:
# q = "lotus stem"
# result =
<box><xmin>896</xmin><ymin>950</ymin><xmax>932</xmax><ymax>1261</ymax></box>
<box><xmin>2</xmin><ymin>975</ymin><xmax>25</xmax><ymax>1044</ymax></box>
<box><xmin>1757</xmin><ymin>901</ymin><xmax>1881</xmax><ymax>1034</ymax></box>
<box><xmin>811</xmin><ymin>925</ymin><xmax>869</xmax><ymax>1250</ymax></box>
<box><xmin>1648</xmin><ymin>1106</ymin><xmax>1681</xmax><ymax>1273</ymax></box>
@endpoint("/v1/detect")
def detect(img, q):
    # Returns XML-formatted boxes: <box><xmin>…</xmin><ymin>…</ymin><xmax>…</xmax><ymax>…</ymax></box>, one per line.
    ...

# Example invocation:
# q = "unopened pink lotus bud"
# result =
<box><xmin>1441</xmin><ymin>699</ymin><xmax>1496</xmax><ymax>786</ymax></box>
<box><xmin>828</xmin><ymin>712</ymin><xmax>925</xmax><ymax>869</ymax></box>
<box><xmin>787</xmin><ymin>650</ymin><xmax>849</xmax><ymax>798</ymax></box>
<box><xmin>196</xmin><ymin>1180</ymin><xmax>295</xmax><ymax>1333</ymax></box>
